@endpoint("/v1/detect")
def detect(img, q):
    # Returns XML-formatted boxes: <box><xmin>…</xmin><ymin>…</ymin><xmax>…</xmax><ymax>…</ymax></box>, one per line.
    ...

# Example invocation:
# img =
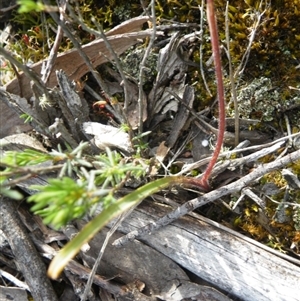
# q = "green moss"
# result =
<box><xmin>155</xmin><ymin>0</ymin><xmax>200</xmax><ymax>22</ymax></box>
<box><xmin>180</xmin><ymin>0</ymin><xmax>300</xmax><ymax>113</ymax></box>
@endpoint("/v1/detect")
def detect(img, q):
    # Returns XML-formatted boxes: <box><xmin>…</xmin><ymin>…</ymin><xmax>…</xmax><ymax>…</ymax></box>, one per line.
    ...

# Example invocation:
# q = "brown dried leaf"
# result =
<box><xmin>4</xmin><ymin>16</ymin><xmax>153</xmax><ymax>99</ymax></box>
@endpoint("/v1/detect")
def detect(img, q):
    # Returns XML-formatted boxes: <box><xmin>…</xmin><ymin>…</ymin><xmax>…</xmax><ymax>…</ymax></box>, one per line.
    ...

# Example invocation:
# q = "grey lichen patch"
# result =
<box><xmin>120</xmin><ymin>47</ymin><xmax>158</xmax><ymax>82</ymax></box>
<box><xmin>113</xmin><ymin>3</ymin><xmax>132</xmax><ymax>23</ymax></box>
<box><xmin>237</xmin><ymin>77</ymin><xmax>281</xmax><ymax>121</ymax></box>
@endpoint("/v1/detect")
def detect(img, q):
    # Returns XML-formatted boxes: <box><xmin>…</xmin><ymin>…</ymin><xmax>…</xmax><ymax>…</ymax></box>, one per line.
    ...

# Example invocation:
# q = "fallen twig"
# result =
<box><xmin>0</xmin><ymin>197</ymin><xmax>58</xmax><ymax>301</ymax></box>
<box><xmin>176</xmin><ymin>132</ymin><xmax>300</xmax><ymax>175</ymax></box>
<box><xmin>41</xmin><ymin>0</ymin><xmax>66</xmax><ymax>83</ymax></box>
<box><xmin>113</xmin><ymin>148</ymin><xmax>300</xmax><ymax>247</ymax></box>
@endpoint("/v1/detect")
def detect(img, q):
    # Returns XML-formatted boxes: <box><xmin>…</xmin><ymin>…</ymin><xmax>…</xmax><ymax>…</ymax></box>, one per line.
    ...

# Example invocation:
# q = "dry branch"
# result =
<box><xmin>114</xmin><ymin>148</ymin><xmax>300</xmax><ymax>246</ymax></box>
<box><xmin>110</xmin><ymin>198</ymin><xmax>300</xmax><ymax>301</ymax></box>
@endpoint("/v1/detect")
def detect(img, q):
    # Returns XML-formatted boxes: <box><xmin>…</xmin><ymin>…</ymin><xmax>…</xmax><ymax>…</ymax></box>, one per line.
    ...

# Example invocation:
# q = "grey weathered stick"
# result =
<box><xmin>189</xmin><ymin>139</ymin><xmax>285</xmax><ymax>181</ymax></box>
<box><xmin>41</xmin><ymin>0</ymin><xmax>66</xmax><ymax>83</ymax></box>
<box><xmin>0</xmin><ymin>269</ymin><xmax>30</xmax><ymax>290</ymax></box>
<box><xmin>209</xmin><ymin>140</ymin><xmax>285</xmax><ymax>178</ymax></box>
<box><xmin>0</xmin><ymin>197</ymin><xmax>58</xmax><ymax>301</ymax></box>
<box><xmin>113</xmin><ymin>148</ymin><xmax>300</xmax><ymax>247</ymax></box>
<box><xmin>176</xmin><ymin>132</ymin><xmax>300</xmax><ymax>176</ymax></box>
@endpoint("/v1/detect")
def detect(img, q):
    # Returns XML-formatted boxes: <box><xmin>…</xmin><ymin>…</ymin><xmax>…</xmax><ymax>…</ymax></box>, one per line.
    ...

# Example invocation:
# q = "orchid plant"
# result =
<box><xmin>1</xmin><ymin>0</ymin><xmax>226</xmax><ymax>279</ymax></box>
<box><xmin>48</xmin><ymin>0</ymin><xmax>226</xmax><ymax>278</ymax></box>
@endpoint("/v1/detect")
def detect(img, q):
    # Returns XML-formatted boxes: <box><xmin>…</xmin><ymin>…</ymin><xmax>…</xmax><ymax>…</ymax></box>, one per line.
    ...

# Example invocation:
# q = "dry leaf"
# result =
<box><xmin>4</xmin><ymin>16</ymin><xmax>154</xmax><ymax>99</ymax></box>
<box><xmin>83</xmin><ymin>122</ymin><xmax>133</xmax><ymax>153</ymax></box>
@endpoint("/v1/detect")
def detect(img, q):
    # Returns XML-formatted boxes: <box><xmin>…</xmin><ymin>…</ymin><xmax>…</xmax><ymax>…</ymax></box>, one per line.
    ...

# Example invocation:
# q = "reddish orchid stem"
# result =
<box><xmin>184</xmin><ymin>0</ymin><xmax>225</xmax><ymax>191</ymax></box>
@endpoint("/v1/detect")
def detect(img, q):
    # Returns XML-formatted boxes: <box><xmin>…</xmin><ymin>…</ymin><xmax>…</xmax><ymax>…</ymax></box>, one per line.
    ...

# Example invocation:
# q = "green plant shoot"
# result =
<box><xmin>17</xmin><ymin>0</ymin><xmax>45</xmax><ymax>13</ymax></box>
<box><xmin>47</xmin><ymin>175</ymin><xmax>183</xmax><ymax>279</ymax></box>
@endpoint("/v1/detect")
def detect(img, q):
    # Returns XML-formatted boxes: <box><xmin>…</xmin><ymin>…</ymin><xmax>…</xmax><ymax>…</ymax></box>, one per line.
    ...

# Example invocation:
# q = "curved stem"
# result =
<box><xmin>186</xmin><ymin>0</ymin><xmax>225</xmax><ymax>191</ymax></box>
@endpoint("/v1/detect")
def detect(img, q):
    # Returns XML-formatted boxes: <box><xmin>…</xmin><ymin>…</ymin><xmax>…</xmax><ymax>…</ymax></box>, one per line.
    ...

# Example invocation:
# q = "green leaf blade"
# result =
<box><xmin>47</xmin><ymin>176</ymin><xmax>178</xmax><ymax>279</ymax></box>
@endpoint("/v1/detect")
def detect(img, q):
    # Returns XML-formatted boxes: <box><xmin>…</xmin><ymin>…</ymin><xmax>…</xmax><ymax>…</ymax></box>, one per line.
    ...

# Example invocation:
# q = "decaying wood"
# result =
<box><xmin>31</xmin><ymin>237</ymin><xmax>124</xmax><ymax>296</ymax></box>
<box><xmin>0</xmin><ymin>133</ymin><xmax>47</xmax><ymax>153</ymax></box>
<box><xmin>4</xmin><ymin>16</ymin><xmax>154</xmax><ymax>99</ymax></box>
<box><xmin>0</xmin><ymin>197</ymin><xmax>58</xmax><ymax>301</ymax></box>
<box><xmin>29</xmin><ymin>225</ymin><xmax>232</xmax><ymax>301</ymax></box>
<box><xmin>77</xmin><ymin>224</ymin><xmax>189</xmax><ymax>296</ymax></box>
<box><xmin>29</xmin><ymin>215</ymin><xmax>233</xmax><ymax>301</ymax></box>
<box><xmin>0</xmin><ymin>88</ymin><xmax>61</xmax><ymax>137</ymax></box>
<box><xmin>0</xmin><ymin>286</ymin><xmax>28</xmax><ymax>301</ymax></box>
<box><xmin>1</xmin><ymin>70</ymin><xmax>94</xmax><ymax>144</ymax></box>
<box><xmin>108</xmin><ymin>198</ymin><xmax>300</xmax><ymax>301</ymax></box>
<box><xmin>0</xmin><ymin>101</ymin><xmax>31</xmax><ymax>139</ymax></box>
<box><xmin>10</xmin><ymin>199</ymin><xmax>233</xmax><ymax>300</ymax></box>
<box><xmin>3</xmin><ymin>188</ymin><xmax>299</xmax><ymax>300</ymax></box>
